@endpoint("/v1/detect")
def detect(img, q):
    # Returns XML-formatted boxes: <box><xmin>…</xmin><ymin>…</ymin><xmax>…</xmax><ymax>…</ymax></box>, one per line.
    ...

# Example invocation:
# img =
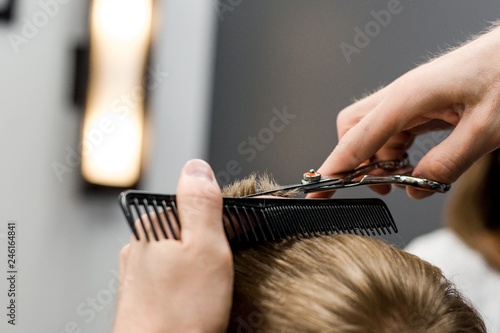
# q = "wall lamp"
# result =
<box><xmin>81</xmin><ymin>0</ymin><xmax>154</xmax><ymax>188</ymax></box>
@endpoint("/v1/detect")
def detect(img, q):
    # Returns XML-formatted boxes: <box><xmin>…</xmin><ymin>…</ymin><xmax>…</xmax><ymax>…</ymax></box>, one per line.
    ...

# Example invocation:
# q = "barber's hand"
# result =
<box><xmin>311</xmin><ymin>24</ymin><xmax>500</xmax><ymax>199</ymax></box>
<box><xmin>113</xmin><ymin>159</ymin><xmax>233</xmax><ymax>333</ymax></box>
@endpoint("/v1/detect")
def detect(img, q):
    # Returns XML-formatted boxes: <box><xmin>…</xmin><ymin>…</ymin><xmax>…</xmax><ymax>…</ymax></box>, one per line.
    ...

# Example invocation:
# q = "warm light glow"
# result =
<box><xmin>82</xmin><ymin>0</ymin><xmax>153</xmax><ymax>187</ymax></box>
<box><xmin>97</xmin><ymin>0</ymin><xmax>152</xmax><ymax>39</ymax></box>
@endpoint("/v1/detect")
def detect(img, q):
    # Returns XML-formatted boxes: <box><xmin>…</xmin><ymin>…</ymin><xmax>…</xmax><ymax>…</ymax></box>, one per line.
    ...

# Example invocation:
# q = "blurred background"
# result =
<box><xmin>0</xmin><ymin>0</ymin><xmax>499</xmax><ymax>331</ymax></box>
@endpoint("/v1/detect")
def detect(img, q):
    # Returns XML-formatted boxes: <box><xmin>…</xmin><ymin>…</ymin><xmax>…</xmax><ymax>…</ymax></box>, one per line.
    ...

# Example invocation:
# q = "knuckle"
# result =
<box><xmin>119</xmin><ymin>245</ymin><xmax>130</xmax><ymax>262</ymax></box>
<box><xmin>337</xmin><ymin>107</ymin><xmax>362</xmax><ymax>134</ymax></box>
<box><xmin>336</xmin><ymin>108</ymin><xmax>349</xmax><ymax>126</ymax></box>
<box><xmin>209</xmin><ymin>242</ymin><xmax>233</xmax><ymax>268</ymax></box>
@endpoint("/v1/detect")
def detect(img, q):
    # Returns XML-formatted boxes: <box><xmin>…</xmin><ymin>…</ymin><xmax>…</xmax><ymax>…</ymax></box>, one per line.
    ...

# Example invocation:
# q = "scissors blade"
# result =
<box><xmin>243</xmin><ymin>178</ymin><xmax>344</xmax><ymax>197</ymax></box>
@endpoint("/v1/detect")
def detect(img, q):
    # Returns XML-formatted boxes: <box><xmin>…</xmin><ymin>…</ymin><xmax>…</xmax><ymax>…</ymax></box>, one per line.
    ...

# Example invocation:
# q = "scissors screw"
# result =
<box><xmin>303</xmin><ymin>169</ymin><xmax>321</xmax><ymax>183</ymax></box>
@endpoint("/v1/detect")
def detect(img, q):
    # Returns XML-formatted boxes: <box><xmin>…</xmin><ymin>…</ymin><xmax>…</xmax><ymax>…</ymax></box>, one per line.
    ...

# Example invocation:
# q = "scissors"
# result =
<box><xmin>244</xmin><ymin>155</ymin><xmax>451</xmax><ymax>197</ymax></box>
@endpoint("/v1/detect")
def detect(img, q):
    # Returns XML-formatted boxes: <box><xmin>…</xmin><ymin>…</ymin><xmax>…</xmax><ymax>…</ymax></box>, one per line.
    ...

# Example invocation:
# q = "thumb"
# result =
<box><xmin>176</xmin><ymin>159</ymin><xmax>224</xmax><ymax>243</ymax></box>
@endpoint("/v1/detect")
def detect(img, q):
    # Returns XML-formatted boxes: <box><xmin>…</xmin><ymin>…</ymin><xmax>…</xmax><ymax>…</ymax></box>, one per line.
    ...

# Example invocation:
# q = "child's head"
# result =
<box><xmin>230</xmin><ymin>235</ymin><xmax>484</xmax><ymax>333</ymax></box>
<box><xmin>225</xmin><ymin>174</ymin><xmax>485</xmax><ymax>333</ymax></box>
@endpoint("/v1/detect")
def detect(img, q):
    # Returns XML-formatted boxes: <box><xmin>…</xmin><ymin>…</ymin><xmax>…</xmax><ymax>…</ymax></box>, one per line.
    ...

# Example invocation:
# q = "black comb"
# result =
<box><xmin>119</xmin><ymin>190</ymin><xmax>398</xmax><ymax>248</ymax></box>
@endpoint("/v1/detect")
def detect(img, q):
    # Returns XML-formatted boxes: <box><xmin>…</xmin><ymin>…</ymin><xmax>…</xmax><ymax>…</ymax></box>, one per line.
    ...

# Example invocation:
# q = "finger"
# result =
<box><xmin>373</xmin><ymin>131</ymin><xmax>414</xmax><ymax>161</ymax></box>
<box><xmin>319</xmin><ymin>77</ymin><xmax>457</xmax><ymax>178</ymax></box>
<box><xmin>336</xmin><ymin>87</ymin><xmax>387</xmax><ymax>139</ymax></box>
<box><xmin>176</xmin><ymin>159</ymin><xmax>225</xmax><ymax>245</ymax></box>
<box><xmin>306</xmin><ymin>190</ymin><xmax>334</xmax><ymax>199</ymax></box>
<box><xmin>133</xmin><ymin>214</ymin><xmax>161</xmax><ymax>242</ymax></box>
<box><xmin>307</xmin><ymin>89</ymin><xmax>388</xmax><ymax>200</ymax></box>
<box><xmin>309</xmin><ymin>132</ymin><xmax>414</xmax><ymax>198</ymax></box>
<box><xmin>319</xmin><ymin>111</ymin><xmax>402</xmax><ymax>178</ymax></box>
<box><xmin>366</xmin><ymin>131</ymin><xmax>415</xmax><ymax>195</ymax></box>
<box><xmin>119</xmin><ymin>244</ymin><xmax>130</xmax><ymax>278</ymax></box>
<box><xmin>312</xmin><ymin>71</ymin><xmax>456</xmax><ymax>199</ymax></box>
<box><xmin>408</xmin><ymin>110</ymin><xmax>496</xmax><ymax>199</ymax></box>
<box><xmin>155</xmin><ymin>208</ymin><xmax>180</xmax><ymax>240</ymax></box>
<box><xmin>134</xmin><ymin>218</ymin><xmax>148</xmax><ymax>242</ymax></box>
<box><xmin>117</xmin><ymin>244</ymin><xmax>130</xmax><ymax>303</ymax></box>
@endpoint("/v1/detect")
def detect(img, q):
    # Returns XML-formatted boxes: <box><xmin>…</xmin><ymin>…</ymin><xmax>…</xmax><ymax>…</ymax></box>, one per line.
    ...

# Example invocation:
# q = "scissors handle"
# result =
<box><xmin>304</xmin><ymin>174</ymin><xmax>451</xmax><ymax>193</ymax></box>
<box><xmin>244</xmin><ymin>155</ymin><xmax>451</xmax><ymax>197</ymax></box>
<box><xmin>341</xmin><ymin>157</ymin><xmax>410</xmax><ymax>182</ymax></box>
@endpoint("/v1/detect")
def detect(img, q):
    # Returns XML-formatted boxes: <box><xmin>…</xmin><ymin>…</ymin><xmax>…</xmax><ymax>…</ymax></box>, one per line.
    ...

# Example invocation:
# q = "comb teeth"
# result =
<box><xmin>119</xmin><ymin>190</ymin><xmax>397</xmax><ymax>248</ymax></box>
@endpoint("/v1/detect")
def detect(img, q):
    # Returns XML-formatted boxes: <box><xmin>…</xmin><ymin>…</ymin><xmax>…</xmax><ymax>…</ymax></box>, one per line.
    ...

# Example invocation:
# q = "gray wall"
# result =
<box><xmin>0</xmin><ymin>0</ymin><xmax>217</xmax><ymax>332</ymax></box>
<box><xmin>209</xmin><ymin>0</ymin><xmax>500</xmax><ymax>246</ymax></box>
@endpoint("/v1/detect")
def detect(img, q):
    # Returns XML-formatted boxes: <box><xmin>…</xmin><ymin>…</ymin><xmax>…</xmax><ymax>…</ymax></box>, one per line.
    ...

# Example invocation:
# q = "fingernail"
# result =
<box><xmin>184</xmin><ymin>159</ymin><xmax>214</xmax><ymax>180</ymax></box>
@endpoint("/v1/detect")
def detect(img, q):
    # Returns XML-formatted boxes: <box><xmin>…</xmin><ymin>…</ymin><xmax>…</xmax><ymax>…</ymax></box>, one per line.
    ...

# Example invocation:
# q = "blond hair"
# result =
<box><xmin>230</xmin><ymin>235</ymin><xmax>484</xmax><ymax>333</ymax></box>
<box><xmin>225</xmin><ymin>176</ymin><xmax>486</xmax><ymax>333</ymax></box>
